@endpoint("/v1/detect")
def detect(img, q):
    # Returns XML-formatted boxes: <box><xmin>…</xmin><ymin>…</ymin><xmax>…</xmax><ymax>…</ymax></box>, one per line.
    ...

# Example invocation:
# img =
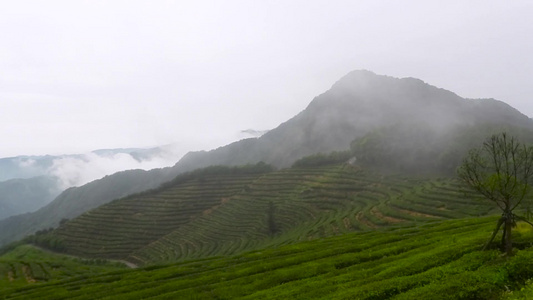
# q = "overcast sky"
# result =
<box><xmin>1</xmin><ymin>0</ymin><xmax>532</xmax><ymax>158</ymax></box>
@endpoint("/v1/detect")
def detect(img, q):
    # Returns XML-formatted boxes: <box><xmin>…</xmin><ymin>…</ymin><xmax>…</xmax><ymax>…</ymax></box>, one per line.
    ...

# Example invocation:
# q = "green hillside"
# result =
<box><xmin>0</xmin><ymin>167</ymin><xmax>181</xmax><ymax>248</ymax></box>
<box><xmin>130</xmin><ymin>165</ymin><xmax>492</xmax><ymax>265</ymax></box>
<box><xmin>0</xmin><ymin>244</ymin><xmax>125</xmax><ymax>290</ymax></box>
<box><xmin>49</xmin><ymin>164</ymin><xmax>271</xmax><ymax>261</ymax></box>
<box><xmin>32</xmin><ymin>162</ymin><xmax>496</xmax><ymax>266</ymax></box>
<box><xmin>2</xmin><ymin>217</ymin><xmax>533</xmax><ymax>299</ymax></box>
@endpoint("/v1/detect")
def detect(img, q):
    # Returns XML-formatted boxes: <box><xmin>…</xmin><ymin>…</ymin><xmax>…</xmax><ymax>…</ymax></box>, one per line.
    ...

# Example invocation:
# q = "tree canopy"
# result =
<box><xmin>457</xmin><ymin>132</ymin><xmax>533</xmax><ymax>255</ymax></box>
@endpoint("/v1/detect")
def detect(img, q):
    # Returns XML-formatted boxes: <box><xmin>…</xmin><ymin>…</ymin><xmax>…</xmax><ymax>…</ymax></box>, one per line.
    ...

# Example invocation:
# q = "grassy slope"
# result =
<box><xmin>47</xmin><ymin>164</ymin><xmax>495</xmax><ymax>265</ymax></box>
<box><xmin>0</xmin><ymin>245</ymin><xmax>125</xmax><ymax>291</ymax></box>
<box><xmin>2</xmin><ymin>217</ymin><xmax>533</xmax><ymax>299</ymax></box>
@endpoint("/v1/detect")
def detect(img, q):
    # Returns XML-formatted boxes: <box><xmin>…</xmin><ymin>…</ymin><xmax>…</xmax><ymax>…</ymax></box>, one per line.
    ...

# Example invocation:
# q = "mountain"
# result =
<box><xmin>0</xmin><ymin>156</ymin><xmax>55</xmax><ymax>182</ymax></box>
<box><xmin>174</xmin><ymin>70</ymin><xmax>532</xmax><ymax>170</ymax></box>
<box><xmin>1</xmin><ymin>70</ymin><xmax>532</xmax><ymax>247</ymax></box>
<box><xmin>0</xmin><ymin>176</ymin><xmax>61</xmax><ymax>220</ymax></box>
<box><xmin>350</xmin><ymin>121</ymin><xmax>533</xmax><ymax>175</ymax></box>
<box><xmin>2</xmin><ymin>70</ymin><xmax>533</xmax><ymax>299</ymax></box>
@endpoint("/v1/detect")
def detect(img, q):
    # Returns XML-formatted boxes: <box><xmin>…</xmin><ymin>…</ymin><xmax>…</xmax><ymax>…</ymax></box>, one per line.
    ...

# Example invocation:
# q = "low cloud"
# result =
<box><xmin>47</xmin><ymin>146</ymin><xmax>184</xmax><ymax>190</ymax></box>
<box><xmin>240</xmin><ymin>129</ymin><xmax>269</xmax><ymax>138</ymax></box>
<box><xmin>18</xmin><ymin>158</ymin><xmax>37</xmax><ymax>168</ymax></box>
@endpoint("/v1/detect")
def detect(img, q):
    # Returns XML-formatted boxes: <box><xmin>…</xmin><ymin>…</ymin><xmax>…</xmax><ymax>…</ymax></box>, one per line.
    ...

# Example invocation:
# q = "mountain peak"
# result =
<box><xmin>331</xmin><ymin>69</ymin><xmax>383</xmax><ymax>89</ymax></box>
<box><xmin>329</xmin><ymin>70</ymin><xmax>432</xmax><ymax>99</ymax></box>
<box><xmin>332</xmin><ymin>70</ymin><xmax>435</xmax><ymax>90</ymax></box>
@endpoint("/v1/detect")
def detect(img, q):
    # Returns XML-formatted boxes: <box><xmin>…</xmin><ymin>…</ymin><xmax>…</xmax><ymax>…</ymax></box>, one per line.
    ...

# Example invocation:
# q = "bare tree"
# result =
<box><xmin>457</xmin><ymin>132</ymin><xmax>533</xmax><ymax>255</ymax></box>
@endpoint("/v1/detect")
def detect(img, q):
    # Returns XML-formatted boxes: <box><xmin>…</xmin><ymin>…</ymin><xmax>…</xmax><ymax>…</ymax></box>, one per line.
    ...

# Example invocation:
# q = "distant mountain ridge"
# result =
<box><xmin>0</xmin><ymin>146</ymin><xmax>183</xmax><ymax>222</ymax></box>
<box><xmin>0</xmin><ymin>176</ymin><xmax>61</xmax><ymax>221</ymax></box>
<box><xmin>1</xmin><ymin>70</ymin><xmax>532</xmax><ymax>247</ymax></box>
<box><xmin>0</xmin><ymin>167</ymin><xmax>180</xmax><ymax>246</ymax></box>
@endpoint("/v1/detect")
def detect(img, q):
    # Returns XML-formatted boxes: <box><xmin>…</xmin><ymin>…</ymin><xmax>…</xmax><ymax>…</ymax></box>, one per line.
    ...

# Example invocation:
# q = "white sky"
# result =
<box><xmin>1</xmin><ymin>0</ymin><xmax>533</xmax><ymax>158</ymax></box>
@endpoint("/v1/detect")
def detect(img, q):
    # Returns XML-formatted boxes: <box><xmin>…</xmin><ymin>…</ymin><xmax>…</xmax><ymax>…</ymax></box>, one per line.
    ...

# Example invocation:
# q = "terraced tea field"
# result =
<box><xmin>46</xmin><ymin>163</ymin><xmax>496</xmax><ymax>266</ymax></box>
<box><xmin>0</xmin><ymin>245</ymin><xmax>125</xmax><ymax>289</ymax></box>
<box><xmin>3</xmin><ymin>217</ymin><xmax>533</xmax><ymax>299</ymax></box>
<box><xmin>52</xmin><ymin>168</ymin><xmax>265</xmax><ymax>260</ymax></box>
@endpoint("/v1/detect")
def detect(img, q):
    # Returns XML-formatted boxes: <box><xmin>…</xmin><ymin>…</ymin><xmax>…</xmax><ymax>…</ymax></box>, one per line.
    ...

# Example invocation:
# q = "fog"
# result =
<box><xmin>47</xmin><ymin>148</ymin><xmax>180</xmax><ymax>189</ymax></box>
<box><xmin>4</xmin><ymin>145</ymin><xmax>184</xmax><ymax>189</ymax></box>
<box><xmin>1</xmin><ymin>1</ymin><xmax>533</xmax><ymax>159</ymax></box>
<box><xmin>5</xmin><ymin>129</ymin><xmax>268</xmax><ymax>189</ymax></box>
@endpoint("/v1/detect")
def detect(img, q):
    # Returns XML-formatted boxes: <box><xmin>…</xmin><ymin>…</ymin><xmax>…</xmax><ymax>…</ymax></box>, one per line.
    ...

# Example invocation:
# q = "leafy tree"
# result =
<box><xmin>457</xmin><ymin>133</ymin><xmax>533</xmax><ymax>255</ymax></box>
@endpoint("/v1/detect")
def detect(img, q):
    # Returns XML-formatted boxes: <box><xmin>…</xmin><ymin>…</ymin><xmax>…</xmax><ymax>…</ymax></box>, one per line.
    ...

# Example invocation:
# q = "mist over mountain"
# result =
<box><xmin>175</xmin><ymin>70</ymin><xmax>532</xmax><ymax>170</ymax></box>
<box><xmin>1</xmin><ymin>70</ymin><xmax>532</xmax><ymax>247</ymax></box>
<box><xmin>0</xmin><ymin>145</ymin><xmax>185</xmax><ymax>221</ymax></box>
<box><xmin>0</xmin><ymin>146</ymin><xmax>184</xmax><ymax>188</ymax></box>
<box><xmin>240</xmin><ymin>129</ymin><xmax>270</xmax><ymax>137</ymax></box>
<box><xmin>0</xmin><ymin>156</ymin><xmax>55</xmax><ymax>182</ymax></box>
<box><xmin>46</xmin><ymin>146</ymin><xmax>183</xmax><ymax>190</ymax></box>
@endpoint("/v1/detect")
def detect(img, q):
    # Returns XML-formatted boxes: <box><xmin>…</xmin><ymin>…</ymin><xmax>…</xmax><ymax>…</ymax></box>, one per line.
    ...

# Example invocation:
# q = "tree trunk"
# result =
<box><xmin>501</xmin><ymin>222</ymin><xmax>506</xmax><ymax>251</ymax></box>
<box><xmin>484</xmin><ymin>217</ymin><xmax>504</xmax><ymax>250</ymax></box>
<box><xmin>504</xmin><ymin>217</ymin><xmax>513</xmax><ymax>256</ymax></box>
